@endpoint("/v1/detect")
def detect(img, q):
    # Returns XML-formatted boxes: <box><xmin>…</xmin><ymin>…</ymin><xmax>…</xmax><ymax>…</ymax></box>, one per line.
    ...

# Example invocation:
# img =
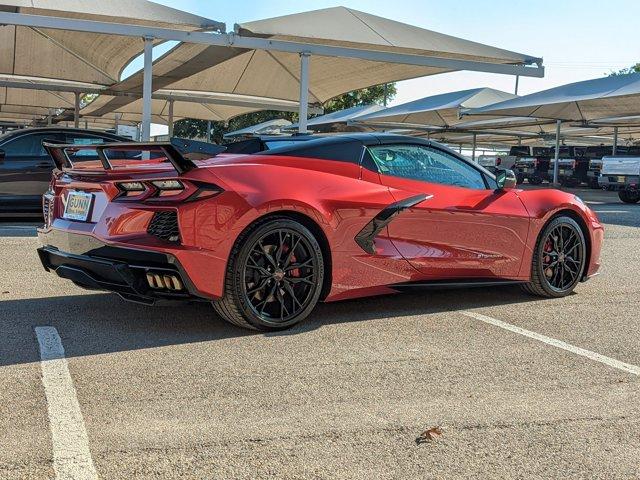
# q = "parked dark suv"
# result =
<box><xmin>0</xmin><ymin>128</ymin><xmax>130</xmax><ymax>216</ymax></box>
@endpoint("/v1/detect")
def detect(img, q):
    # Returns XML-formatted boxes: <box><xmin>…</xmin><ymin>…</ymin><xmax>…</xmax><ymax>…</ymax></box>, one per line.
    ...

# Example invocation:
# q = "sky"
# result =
<box><xmin>140</xmin><ymin>0</ymin><xmax>640</xmax><ymax>134</ymax></box>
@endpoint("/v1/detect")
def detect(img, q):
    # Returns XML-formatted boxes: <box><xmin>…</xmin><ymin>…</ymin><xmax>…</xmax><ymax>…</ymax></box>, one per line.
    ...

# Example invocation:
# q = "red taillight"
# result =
<box><xmin>114</xmin><ymin>179</ymin><xmax>222</xmax><ymax>203</ymax></box>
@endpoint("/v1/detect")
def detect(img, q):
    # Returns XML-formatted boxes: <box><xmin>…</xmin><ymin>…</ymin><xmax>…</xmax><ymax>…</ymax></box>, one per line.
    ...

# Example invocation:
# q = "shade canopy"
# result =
<box><xmin>353</xmin><ymin>88</ymin><xmax>517</xmax><ymax>129</ymax></box>
<box><xmin>286</xmin><ymin>104</ymin><xmax>385</xmax><ymax>133</ymax></box>
<box><xmin>175</xmin><ymin>7</ymin><xmax>537</xmax><ymax>102</ymax></box>
<box><xmin>80</xmin><ymin>6</ymin><xmax>542</xmax><ymax>122</ymax></box>
<box><xmin>0</xmin><ymin>0</ymin><xmax>222</xmax><ymax>86</ymax></box>
<box><xmin>82</xmin><ymin>96</ymin><xmax>259</xmax><ymax>126</ymax></box>
<box><xmin>466</xmin><ymin>73</ymin><xmax>640</xmax><ymax>123</ymax></box>
<box><xmin>0</xmin><ymin>86</ymin><xmax>74</xmax><ymax>112</ymax></box>
<box><xmin>223</xmin><ymin>119</ymin><xmax>292</xmax><ymax>139</ymax></box>
<box><xmin>81</xmin><ymin>90</ymin><xmax>314</xmax><ymax>124</ymax></box>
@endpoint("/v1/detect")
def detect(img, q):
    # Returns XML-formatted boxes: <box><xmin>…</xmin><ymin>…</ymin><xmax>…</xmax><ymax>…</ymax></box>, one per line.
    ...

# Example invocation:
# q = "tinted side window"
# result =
<box><xmin>265</xmin><ymin>139</ymin><xmax>364</xmax><ymax>164</ymax></box>
<box><xmin>2</xmin><ymin>133</ymin><xmax>62</xmax><ymax>157</ymax></box>
<box><xmin>369</xmin><ymin>144</ymin><xmax>487</xmax><ymax>190</ymax></box>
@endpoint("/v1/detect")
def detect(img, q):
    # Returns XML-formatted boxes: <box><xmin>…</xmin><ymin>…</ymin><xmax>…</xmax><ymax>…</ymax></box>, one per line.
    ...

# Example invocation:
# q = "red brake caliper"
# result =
<box><xmin>544</xmin><ymin>238</ymin><xmax>553</xmax><ymax>278</ymax></box>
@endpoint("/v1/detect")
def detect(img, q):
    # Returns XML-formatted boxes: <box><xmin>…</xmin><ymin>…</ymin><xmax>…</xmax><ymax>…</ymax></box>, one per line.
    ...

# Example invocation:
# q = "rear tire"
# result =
<box><xmin>618</xmin><ymin>190</ymin><xmax>640</xmax><ymax>204</ymax></box>
<box><xmin>522</xmin><ymin>216</ymin><xmax>586</xmax><ymax>298</ymax></box>
<box><xmin>213</xmin><ymin>217</ymin><xmax>324</xmax><ymax>331</ymax></box>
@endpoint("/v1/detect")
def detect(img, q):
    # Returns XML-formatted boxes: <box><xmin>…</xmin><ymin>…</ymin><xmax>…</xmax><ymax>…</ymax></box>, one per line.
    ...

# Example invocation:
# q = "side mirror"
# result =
<box><xmin>495</xmin><ymin>168</ymin><xmax>517</xmax><ymax>190</ymax></box>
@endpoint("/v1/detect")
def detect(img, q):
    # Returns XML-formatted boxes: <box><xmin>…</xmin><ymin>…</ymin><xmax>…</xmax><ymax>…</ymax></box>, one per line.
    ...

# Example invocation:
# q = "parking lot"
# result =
<box><xmin>1</xmin><ymin>186</ymin><xmax>639</xmax><ymax>479</ymax></box>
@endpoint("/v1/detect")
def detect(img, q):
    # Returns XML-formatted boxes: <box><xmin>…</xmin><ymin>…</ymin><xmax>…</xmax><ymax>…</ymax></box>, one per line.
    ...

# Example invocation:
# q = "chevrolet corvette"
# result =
<box><xmin>37</xmin><ymin>134</ymin><xmax>604</xmax><ymax>331</ymax></box>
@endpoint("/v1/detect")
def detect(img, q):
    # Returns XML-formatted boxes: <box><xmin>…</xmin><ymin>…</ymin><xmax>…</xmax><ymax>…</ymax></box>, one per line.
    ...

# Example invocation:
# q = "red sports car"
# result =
<box><xmin>38</xmin><ymin>134</ymin><xmax>604</xmax><ymax>331</ymax></box>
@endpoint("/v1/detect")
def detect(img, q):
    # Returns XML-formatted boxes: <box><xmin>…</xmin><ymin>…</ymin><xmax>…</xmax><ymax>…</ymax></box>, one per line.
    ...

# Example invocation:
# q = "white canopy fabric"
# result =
<box><xmin>81</xmin><ymin>90</ymin><xmax>312</xmax><ymax>124</ymax></box>
<box><xmin>170</xmin><ymin>7</ymin><xmax>536</xmax><ymax>102</ymax></box>
<box><xmin>0</xmin><ymin>0</ymin><xmax>222</xmax><ymax>85</ymax></box>
<box><xmin>286</xmin><ymin>104</ymin><xmax>385</xmax><ymax>133</ymax></box>
<box><xmin>82</xmin><ymin>96</ymin><xmax>262</xmax><ymax>126</ymax></box>
<box><xmin>428</xmin><ymin>124</ymin><xmax>640</xmax><ymax>147</ymax></box>
<box><xmin>466</xmin><ymin>73</ymin><xmax>640</xmax><ymax>122</ymax></box>
<box><xmin>352</xmin><ymin>88</ymin><xmax>517</xmax><ymax>128</ymax></box>
<box><xmin>223</xmin><ymin>119</ymin><xmax>292</xmax><ymax>139</ymax></box>
<box><xmin>83</xmin><ymin>6</ymin><xmax>541</xmax><ymax>121</ymax></box>
<box><xmin>0</xmin><ymin>86</ymin><xmax>74</xmax><ymax>111</ymax></box>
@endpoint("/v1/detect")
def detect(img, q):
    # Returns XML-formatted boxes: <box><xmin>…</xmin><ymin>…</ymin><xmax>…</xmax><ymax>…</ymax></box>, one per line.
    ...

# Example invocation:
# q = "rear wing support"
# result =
<box><xmin>43</xmin><ymin>137</ymin><xmax>226</xmax><ymax>174</ymax></box>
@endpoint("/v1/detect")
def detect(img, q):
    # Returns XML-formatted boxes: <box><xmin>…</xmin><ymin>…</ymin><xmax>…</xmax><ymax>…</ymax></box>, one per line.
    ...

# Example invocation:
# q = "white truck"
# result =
<box><xmin>599</xmin><ymin>156</ymin><xmax>640</xmax><ymax>203</ymax></box>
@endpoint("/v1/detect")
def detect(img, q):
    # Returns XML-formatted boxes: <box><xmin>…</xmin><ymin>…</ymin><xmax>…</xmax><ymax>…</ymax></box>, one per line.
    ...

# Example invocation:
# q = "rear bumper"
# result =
<box><xmin>598</xmin><ymin>175</ymin><xmax>639</xmax><ymax>190</ymax></box>
<box><xmin>38</xmin><ymin>229</ymin><xmax>212</xmax><ymax>305</ymax></box>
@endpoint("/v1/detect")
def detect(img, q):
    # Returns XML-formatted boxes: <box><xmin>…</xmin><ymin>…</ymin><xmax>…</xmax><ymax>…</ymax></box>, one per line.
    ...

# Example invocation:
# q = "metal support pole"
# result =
<box><xmin>298</xmin><ymin>52</ymin><xmax>310</xmax><ymax>134</ymax></box>
<box><xmin>141</xmin><ymin>36</ymin><xmax>154</xmax><ymax>141</ymax></box>
<box><xmin>613</xmin><ymin>126</ymin><xmax>618</xmax><ymax>156</ymax></box>
<box><xmin>47</xmin><ymin>109</ymin><xmax>53</xmax><ymax>126</ymax></box>
<box><xmin>514</xmin><ymin>75</ymin><xmax>520</xmax><ymax>95</ymax></box>
<box><xmin>472</xmin><ymin>133</ymin><xmax>477</xmax><ymax>162</ymax></box>
<box><xmin>553</xmin><ymin>120</ymin><xmax>561</xmax><ymax>186</ymax></box>
<box><xmin>74</xmin><ymin>92</ymin><xmax>80</xmax><ymax>129</ymax></box>
<box><xmin>458</xmin><ymin>145</ymin><xmax>462</xmax><ymax>154</ymax></box>
<box><xmin>206</xmin><ymin>120</ymin><xmax>211</xmax><ymax>143</ymax></box>
<box><xmin>168</xmin><ymin>99</ymin><xmax>175</xmax><ymax>137</ymax></box>
<box><xmin>114</xmin><ymin>113</ymin><xmax>119</xmax><ymax>132</ymax></box>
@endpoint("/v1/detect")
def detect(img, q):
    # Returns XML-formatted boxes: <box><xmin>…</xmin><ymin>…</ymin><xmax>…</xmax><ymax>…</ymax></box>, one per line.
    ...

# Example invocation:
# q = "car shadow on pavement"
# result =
<box><xmin>0</xmin><ymin>285</ymin><xmax>542</xmax><ymax>367</ymax></box>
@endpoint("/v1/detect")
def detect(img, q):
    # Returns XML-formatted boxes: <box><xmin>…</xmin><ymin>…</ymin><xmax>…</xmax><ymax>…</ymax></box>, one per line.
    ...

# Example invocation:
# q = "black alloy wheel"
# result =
<box><xmin>213</xmin><ymin>218</ymin><xmax>324</xmax><ymax>331</ymax></box>
<box><xmin>523</xmin><ymin>216</ymin><xmax>586</xmax><ymax>298</ymax></box>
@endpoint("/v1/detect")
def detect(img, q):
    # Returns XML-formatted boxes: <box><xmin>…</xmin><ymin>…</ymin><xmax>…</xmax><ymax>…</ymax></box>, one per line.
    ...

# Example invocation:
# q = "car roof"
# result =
<box><xmin>0</xmin><ymin>127</ymin><xmax>128</xmax><ymax>144</ymax></box>
<box><xmin>261</xmin><ymin>133</ymin><xmax>431</xmax><ymax>156</ymax></box>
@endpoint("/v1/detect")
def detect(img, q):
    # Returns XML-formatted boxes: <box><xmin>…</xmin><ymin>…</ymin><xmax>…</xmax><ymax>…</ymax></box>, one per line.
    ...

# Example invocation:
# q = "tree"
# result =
<box><xmin>609</xmin><ymin>63</ymin><xmax>640</xmax><ymax>76</ymax></box>
<box><xmin>173</xmin><ymin>83</ymin><xmax>397</xmax><ymax>143</ymax></box>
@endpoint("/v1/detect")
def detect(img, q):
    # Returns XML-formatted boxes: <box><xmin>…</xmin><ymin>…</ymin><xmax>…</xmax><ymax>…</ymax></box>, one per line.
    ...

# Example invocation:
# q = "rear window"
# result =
<box><xmin>508</xmin><ymin>146</ymin><xmax>530</xmax><ymax>156</ymax></box>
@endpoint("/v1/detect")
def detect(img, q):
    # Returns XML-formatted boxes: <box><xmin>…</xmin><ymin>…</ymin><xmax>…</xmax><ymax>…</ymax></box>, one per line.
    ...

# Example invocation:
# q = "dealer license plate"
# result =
<box><xmin>63</xmin><ymin>191</ymin><xmax>93</xmax><ymax>221</ymax></box>
<box><xmin>617</xmin><ymin>176</ymin><xmax>626</xmax><ymax>183</ymax></box>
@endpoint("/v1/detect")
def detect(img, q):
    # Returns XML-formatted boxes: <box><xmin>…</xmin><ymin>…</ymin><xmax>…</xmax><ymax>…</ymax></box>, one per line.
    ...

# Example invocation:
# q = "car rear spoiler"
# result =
<box><xmin>42</xmin><ymin>137</ymin><xmax>226</xmax><ymax>175</ymax></box>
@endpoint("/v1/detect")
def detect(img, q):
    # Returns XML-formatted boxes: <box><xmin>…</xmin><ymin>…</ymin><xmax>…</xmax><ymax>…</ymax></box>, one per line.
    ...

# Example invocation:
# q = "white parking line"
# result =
<box><xmin>462</xmin><ymin>312</ymin><xmax>640</xmax><ymax>376</ymax></box>
<box><xmin>35</xmin><ymin>327</ymin><xmax>98</xmax><ymax>480</ymax></box>
<box><xmin>593</xmin><ymin>210</ymin><xmax>629</xmax><ymax>214</ymax></box>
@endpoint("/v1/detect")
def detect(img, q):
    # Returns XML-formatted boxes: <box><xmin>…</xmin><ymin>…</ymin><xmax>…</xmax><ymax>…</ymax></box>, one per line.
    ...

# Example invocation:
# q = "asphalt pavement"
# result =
<box><xmin>1</xmin><ymin>187</ymin><xmax>639</xmax><ymax>479</ymax></box>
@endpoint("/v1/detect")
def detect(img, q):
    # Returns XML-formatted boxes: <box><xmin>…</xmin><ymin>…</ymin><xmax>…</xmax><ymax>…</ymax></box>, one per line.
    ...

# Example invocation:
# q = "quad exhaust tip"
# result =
<box><xmin>146</xmin><ymin>272</ymin><xmax>183</xmax><ymax>291</ymax></box>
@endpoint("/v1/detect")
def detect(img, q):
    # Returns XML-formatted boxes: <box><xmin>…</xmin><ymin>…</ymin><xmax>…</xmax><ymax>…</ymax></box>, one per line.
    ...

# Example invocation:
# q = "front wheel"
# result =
<box><xmin>522</xmin><ymin>216</ymin><xmax>586</xmax><ymax>298</ymax></box>
<box><xmin>213</xmin><ymin>217</ymin><xmax>324</xmax><ymax>331</ymax></box>
<box><xmin>618</xmin><ymin>190</ymin><xmax>640</xmax><ymax>204</ymax></box>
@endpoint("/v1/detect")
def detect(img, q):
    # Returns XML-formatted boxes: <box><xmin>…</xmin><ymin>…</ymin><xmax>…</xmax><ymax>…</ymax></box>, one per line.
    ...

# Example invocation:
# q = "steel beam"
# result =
<box><xmin>168</xmin><ymin>99</ymin><xmax>175</xmax><ymax>137</ymax></box>
<box><xmin>472</xmin><ymin>133</ymin><xmax>477</xmax><ymax>161</ymax></box>
<box><xmin>0</xmin><ymin>12</ymin><xmax>545</xmax><ymax>78</ymax></box>
<box><xmin>0</xmin><ymin>79</ymin><xmax>322</xmax><ymax>114</ymax></box>
<box><xmin>141</xmin><ymin>36</ymin><xmax>153</xmax><ymax>141</ymax></box>
<box><xmin>613</xmin><ymin>126</ymin><xmax>618</xmax><ymax>155</ymax></box>
<box><xmin>298</xmin><ymin>53</ymin><xmax>310</xmax><ymax>134</ymax></box>
<box><xmin>73</xmin><ymin>92</ymin><xmax>80</xmax><ymax>128</ymax></box>
<box><xmin>553</xmin><ymin>120</ymin><xmax>561</xmax><ymax>186</ymax></box>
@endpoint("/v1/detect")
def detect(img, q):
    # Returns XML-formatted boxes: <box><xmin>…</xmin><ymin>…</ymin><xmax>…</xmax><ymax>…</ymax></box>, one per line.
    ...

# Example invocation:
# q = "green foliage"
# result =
<box><xmin>609</xmin><ymin>63</ymin><xmax>640</xmax><ymax>76</ymax></box>
<box><xmin>173</xmin><ymin>83</ymin><xmax>397</xmax><ymax>143</ymax></box>
<box><xmin>322</xmin><ymin>84</ymin><xmax>397</xmax><ymax>113</ymax></box>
